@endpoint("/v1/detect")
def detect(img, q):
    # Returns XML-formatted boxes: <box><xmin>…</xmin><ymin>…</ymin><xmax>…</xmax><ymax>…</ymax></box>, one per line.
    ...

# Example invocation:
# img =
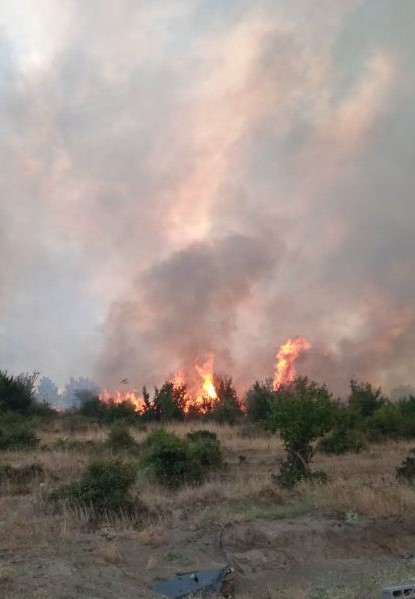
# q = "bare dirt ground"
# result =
<box><xmin>2</xmin><ymin>422</ymin><xmax>415</xmax><ymax>598</ymax></box>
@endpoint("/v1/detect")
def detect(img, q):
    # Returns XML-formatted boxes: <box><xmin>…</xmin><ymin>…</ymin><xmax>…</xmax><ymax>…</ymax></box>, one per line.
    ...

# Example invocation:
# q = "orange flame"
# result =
<box><xmin>99</xmin><ymin>389</ymin><xmax>146</xmax><ymax>413</ymax></box>
<box><xmin>171</xmin><ymin>353</ymin><xmax>218</xmax><ymax>413</ymax></box>
<box><xmin>273</xmin><ymin>336</ymin><xmax>311</xmax><ymax>390</ymax></box>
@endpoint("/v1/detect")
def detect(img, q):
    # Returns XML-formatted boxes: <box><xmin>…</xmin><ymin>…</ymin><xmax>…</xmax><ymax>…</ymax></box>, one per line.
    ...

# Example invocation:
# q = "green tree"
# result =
<box><xmin>0</xmin><ymin>370</ymin><xmax>38</xmax><ymax>414</ymax></box>
<box><xmin>267</xmin><ymin>377</ymin><xmax>334</xmax><ymax>488</ymax></box>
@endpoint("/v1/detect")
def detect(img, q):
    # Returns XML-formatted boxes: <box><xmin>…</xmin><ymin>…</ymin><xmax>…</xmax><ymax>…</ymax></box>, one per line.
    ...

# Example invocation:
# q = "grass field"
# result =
<box><xmin>1</xmin><ymin>419</ymin><xmax>415</xmax><ymax>598</ymax></box>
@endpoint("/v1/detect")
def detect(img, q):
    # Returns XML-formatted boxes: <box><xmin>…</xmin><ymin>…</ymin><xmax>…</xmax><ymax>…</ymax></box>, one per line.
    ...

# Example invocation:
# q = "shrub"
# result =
<box><xmin>348</xmin><ymin>379</ymin><xmax>385</xmax><ymax>418</ymax></box>
<box><xmin>317</xmin><ymin>427</ymin><xmax>364</xmax><ymax>455</ymax></box>
<box><xmin>143</xmin><ymin>429</ymin><xmax>203</xmax><ymax>488</ymax></box>
<box><xmin>396</xmin><ymin>448</ymin><xmax>415</xmax><ymax>484</ymax></box>
<box><xmin>209</xmin><ymin>376</ymin><xmax>243</xmax><ymax>425</ymax></box>
<box><xmin>152</xmin><ymin>382</ymin><xmax>186</xmax><ymax>422</ymax></box>
<box><xmin>107</xmin><ymin>424</ymin><xmax>138</xmax><ymax>451</ymax></box>
<box><xmin>0</xmin><ymin>371</ymin><xmax>38</xmax><ymax>414</ymax></box>
<box><xmin>245</xmin><ymin>380</ymin><xmax>274</xmax><ymax>423</ymax></box>
<box><xmin>267</xmin><ymin>377</ymin><xmax>334</xmax><ymax>488</ymax></box>
<box><xmin>362</xmin><ymin>402</ymin><xmax>407</xmax><ymax>442</ymax></box>
<box><xmin>51</xmin><ymin>459</ymin><xmax>139</xmax><ymax>517</ymax></box>
<box><xmin>186</xmin><ymin>431</ymin><xmax>223</xmax><ymax>468</ymax></box>
<box><xmin>0</xmin><ymin>463</ymin><xmax>45</xmax><ymax>494</ymax></box>
<box><xmin>0</xmin><ymin>416</ymin><xmax>39</xmax><ymax>450</ymax></box>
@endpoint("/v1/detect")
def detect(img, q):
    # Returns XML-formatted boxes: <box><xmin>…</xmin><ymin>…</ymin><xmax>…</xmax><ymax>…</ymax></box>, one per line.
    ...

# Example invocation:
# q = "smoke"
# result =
<box><xmin>1</xmin><ymin>1</ymin><xmax>415</xmax><ymax>394</ymax></box>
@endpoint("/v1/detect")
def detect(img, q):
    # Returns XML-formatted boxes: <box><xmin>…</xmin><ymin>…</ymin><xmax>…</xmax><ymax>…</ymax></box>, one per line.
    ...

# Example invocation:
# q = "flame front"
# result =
<box><xmin>273</xmin><ymin>336</ymin><xmax>311</xmax><ymax>390</ymax></box>
<box><xmin>172</xmin><ymin>353</ymin><xmax>218</xmax><ymax>412</ymax></box>
<box><xmin>99</xmin><ymin>389</ymin><xmax>145</xmax><ymax>413</ymax></box>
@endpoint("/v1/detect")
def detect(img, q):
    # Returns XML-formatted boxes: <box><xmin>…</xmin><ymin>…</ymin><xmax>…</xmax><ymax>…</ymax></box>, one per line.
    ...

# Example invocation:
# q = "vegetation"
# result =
<box><xmin>267</xmin><ymin>377</ymin><xmax>334</xmax><ymax>488</ymax></box>
<box><xmin>107</xmin><ymin>424</ymin><xmax>138</xmax><ymax>451</ymax></box>
<box><xmin>143</xmin><ymin>428</ymin><xmax>222</xmax><ymax>488</ymax></box>
<box><xmin>51</xmin><ymin>459</ymin><xmax>140</xmax><ymax>517</ymax></box>
<box><xmin>0</xmin><ymin>415</ymin><xmax>39</xmax><ymax>450</ymax></box>
<box><xmin>396</xmin><ymin>448</ymin><xmax>415</xmax><ymax>484</ymax></box>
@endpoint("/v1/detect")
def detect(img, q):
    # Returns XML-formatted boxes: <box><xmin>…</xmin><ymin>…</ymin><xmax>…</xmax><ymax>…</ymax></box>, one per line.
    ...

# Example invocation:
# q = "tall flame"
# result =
<box><xmin>195</xmin><ymin>353</ymin><xmax>217</xmax><ymax>401</ymax></box>
<box><xmin>273</xmin><ymin>336</ymin><xmax>311</xmax><ymax>390</ymax></box>
<box><xmin>171</xmin><ymin>353</ymin><xmax>217</xmax><ymax>412</ymax></box>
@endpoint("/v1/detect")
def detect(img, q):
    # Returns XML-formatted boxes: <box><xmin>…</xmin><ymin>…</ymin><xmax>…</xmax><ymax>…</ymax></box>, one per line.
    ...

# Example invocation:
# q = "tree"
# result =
<box><xmin>36</xmin><ymin>377</ymin><xmax>59</xmax><ymax>406</ymax></box>
<box><xmin>210</xmin><ymin>375</ymin><xmax>243</xmax><ymax>424</ymax></box>
<box><xmin>0</xmin><ymin>370</ymin><xmax>38</xmax><ymax>414</ymax></box>
<box><xmin>348</xmin><ymin>379</ymin><xmax>385</xmax><ymax>418</ymax></box>
<box><xmin>267</xmin><ymin>377</ymin><xmax>334</xmax><ymax>488</ymax></box>
<box><xmin>153</xmin><ymin>382</ymin><xmax>186</xmax><ymax>422</ymax></box>
<box><xmin>245</xmin><ymin>379</ymin><xmax>274</xmax><ymax>422</ymax></box>
<box><xmin>60</xmin><ymin>377</ymin><xmax>99</xmax><ymax>408</ymax></box>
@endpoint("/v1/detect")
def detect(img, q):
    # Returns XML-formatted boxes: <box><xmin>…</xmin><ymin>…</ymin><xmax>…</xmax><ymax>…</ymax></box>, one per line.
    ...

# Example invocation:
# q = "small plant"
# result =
<box><xmin>186</xmin><ymin>430</ymin><xmax>223</xmax><ymax>468</ymax></box>
<box><xmin>396</xmin><ymin>448</ymin><xmax>415</xmax><ymax>484</ymax></box>
<box><xmin>0</xmin><ymin>463</ymin><xmax>45</xmax><ymax>494</ymax></box>
<box><xmin>317</xmin><ymin>427</ymin><xmax>364</xmax><ymax>455</ymax></box>
<box><xmin>143</xmin><ymin>429</ymin><xmax>203</xmax><ymax>488</ymax></box>
<box><xmin>51</xmin><ymin>459</ymin><xmax>141</xmax><ymax>518</ymax></box>
<box><xmin>107</xmin><ymin>424</ymin><xmax>138</xmax><ymax>451</ymax></box>
<box><xmin>0</xmin><ymin>416</ymin><xmax>39</xmax><ymax>450</ymax></box>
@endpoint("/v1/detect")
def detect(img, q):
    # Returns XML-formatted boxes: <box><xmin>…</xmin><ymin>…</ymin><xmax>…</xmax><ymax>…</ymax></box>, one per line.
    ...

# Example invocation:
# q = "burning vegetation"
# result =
<box><xmin>98</xmin><ymin>337</ymin><xmax>311</xmax><ymax>417</ymax></box>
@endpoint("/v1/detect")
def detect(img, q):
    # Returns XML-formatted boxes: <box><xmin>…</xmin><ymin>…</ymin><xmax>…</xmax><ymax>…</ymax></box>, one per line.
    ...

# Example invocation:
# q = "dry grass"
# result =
<box><xmin>2</xmin><ymin>421</ymin><xmax>415</xmax><ymax>597</ymax></box>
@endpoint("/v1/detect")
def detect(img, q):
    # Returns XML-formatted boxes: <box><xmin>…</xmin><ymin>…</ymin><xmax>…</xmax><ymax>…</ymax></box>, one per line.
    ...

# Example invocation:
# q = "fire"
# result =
<box><xmin>171</xmin><ymin>353</ymin><xmax>218</xmax><ymax>412</ymax></box>
<box><xmin>273</xmin><ymin>336</ymin><xmax>311</xmax><ymax>390</ymax></box>
<box><xmin>99</xmin><ymin>389</ymin><xmax>145</xmax><ymax>413</ymax></box>
<box><xmin>195</xmin><ymin>353</ymin><xmax>217</xmax><ymax>401</ymax></box>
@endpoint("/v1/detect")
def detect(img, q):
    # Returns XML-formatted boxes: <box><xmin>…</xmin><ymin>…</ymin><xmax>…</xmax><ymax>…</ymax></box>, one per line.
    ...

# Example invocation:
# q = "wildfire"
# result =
<box><xmin>98</xmin><ymin>354</ymin><xmax>219</xmax><ymax>414</ymax></box>
<box><xmin>99</xmin><ymin>389</ymin><xmax>145</xmax><ymax>413</ymax></box>
<box><xmin>273</xmin><ymin>336</ymin><xmax>311</xmax><ymax>390</ymax></box>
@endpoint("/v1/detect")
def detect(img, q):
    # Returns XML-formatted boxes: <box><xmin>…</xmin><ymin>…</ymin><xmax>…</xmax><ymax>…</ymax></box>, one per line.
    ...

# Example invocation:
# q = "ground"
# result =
<box><xmin>1</xmin><ymin>420</ymin><xmax>415</xmax><ymax>598</ymax></box>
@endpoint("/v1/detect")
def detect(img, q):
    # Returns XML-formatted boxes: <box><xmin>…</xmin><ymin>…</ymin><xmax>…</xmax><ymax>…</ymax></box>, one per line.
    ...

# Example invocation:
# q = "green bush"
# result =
<box><xmin>267</xmin><ymin>377</ymin><xmax>334</xmax><ymax>488</ymax></box>
<box><xmin>186</xmin><ymin>431</ymin><xmax>223</xmax><ymax>468</ymax></box>
<box><xmin>245</xmin><ymin>381</ymin><xmax>274</xmax><ymax>423</ymax></box>
<box><xmin>51</xmin><ymin>459</ymin><xmax>139</xmax><ymax>516</ymax></box>
<box><xmin>362</xmin><ymin>402</ymin><xmax>407</xmax><ymax>442</ymax></box>
<box><xmin>317</xmin><ymin>427</ymin><xmax>364</xmax><ymax>455</ymax></box>
<box><xmin>107</xmin><ymin>424</ymin><xmax>138</xmax><ymax>451</ymax></box>
<box><xmin>143</xmin><ymin>429</ymin><xmax>223</xmax><ymax>488</ymax></box>
<box><xmin>209</xmin><ymin>376</ymin><xmax>243</xmax><ymax>425</ymax></box>
<box><xmin>143</xmin><ymin>429</ymin><xmax>203</xmax><ymax>488</ymax></box>
<box><xmin>0</xmin><ymin>371</ymin><xmax>37</xmax><ymax>414</ymax></box>
<box><xmin>396</xmin><ymin>448</ymin><xmax>415</xmax><ymax>484</ymax></box>
<box><xmin>0</xmin><ymin>415</ymin><xmax>39</xmax><ymax>450</ymax></box>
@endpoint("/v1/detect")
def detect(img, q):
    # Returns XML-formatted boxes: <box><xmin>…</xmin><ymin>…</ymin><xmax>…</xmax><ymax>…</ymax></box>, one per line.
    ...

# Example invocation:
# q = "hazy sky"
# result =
<box><xmin>1</xmin><ymin>1</ymin><xmax>414</xmax><ymax>394</ymax></box>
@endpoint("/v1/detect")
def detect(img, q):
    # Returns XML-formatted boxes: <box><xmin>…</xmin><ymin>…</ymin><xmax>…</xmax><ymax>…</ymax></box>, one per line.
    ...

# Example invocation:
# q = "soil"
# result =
<box><xmin>2</xmin><ymin>511</ymin><xmax>415</xmax><ymax>598</ymax></box>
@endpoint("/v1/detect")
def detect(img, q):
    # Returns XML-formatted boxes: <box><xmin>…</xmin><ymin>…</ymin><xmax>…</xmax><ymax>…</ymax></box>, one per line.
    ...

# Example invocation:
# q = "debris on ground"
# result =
<box><xmin>151</xmin><ymin>565</ymin><xmax>235</xmax><ymax>598</ymax></box>
<box><xmin>382</xmin><ymin>582</ymin><xmax>415</xmax><ymax>598</ymax></box>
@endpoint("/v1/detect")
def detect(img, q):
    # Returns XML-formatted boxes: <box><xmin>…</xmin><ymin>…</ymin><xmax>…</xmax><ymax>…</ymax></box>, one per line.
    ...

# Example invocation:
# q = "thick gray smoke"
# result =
<box><xmin>1</xmin><ymin>1</ymin><xmax>415</xmax><ymax>395</ymax></box>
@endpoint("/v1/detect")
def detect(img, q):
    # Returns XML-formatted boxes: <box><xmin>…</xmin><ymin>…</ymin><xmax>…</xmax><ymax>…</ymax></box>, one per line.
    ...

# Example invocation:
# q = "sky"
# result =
<box><xmin>0</xmin><ymin>0</ymin><xmax>414</xmax><ymax>395</ymax></box>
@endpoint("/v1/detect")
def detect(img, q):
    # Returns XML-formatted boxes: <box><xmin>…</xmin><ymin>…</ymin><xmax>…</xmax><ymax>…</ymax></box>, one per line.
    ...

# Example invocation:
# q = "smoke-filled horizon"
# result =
<box><xmin>1</xmin><ymin>1</ymin><xmax>414</xmax><ymax>396</ymax></box>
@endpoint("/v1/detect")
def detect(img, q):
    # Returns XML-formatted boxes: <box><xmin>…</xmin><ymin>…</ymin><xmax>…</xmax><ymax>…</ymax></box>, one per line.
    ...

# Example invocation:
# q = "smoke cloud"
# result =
<box><xmin>1</xmin><ymin>1</ymin><xmax>414</xmax><ymax>394</ymax></box>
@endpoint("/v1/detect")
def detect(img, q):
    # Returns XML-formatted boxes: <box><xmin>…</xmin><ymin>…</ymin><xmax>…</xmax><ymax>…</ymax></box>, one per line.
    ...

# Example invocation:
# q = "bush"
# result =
<box><xmin>0</xmin><ymin>463</ymin><xmax>45</xmax><ymax>494</ymax></box>
<box><xmin>396</xmin><ymin>448</ymin><xmax>415</xmax><ymax>484</ymax></box>
<box><xmin>143</xmin><ymin>429</ymin><xmax>203</xmax><ymax>488</ymax></box>
<box><xmin>267</xmin><ymin>377</ymin><xmax>334</xmax><ymax>488</ymax></box>
<box><xmin>186</xmin><ymin>431</ymin><xmax>223</xmax><ymax>468</ymax></box>
<box><xmin>143</xmin><ymin>429</ymin><xmax>223</xmax><ymax>488</ymax></box>
<box><xmin>0</xmin><ymin>371</ymin><xmax>38</xmax><ymax>414</ymax></box>
<box><xmin>245</xmin><ymin>380</ymin><xmax>274</xmax><ymax>423</ymax></box>
<box><xmin>0</xmin><ymin>415</ymin><xmax>39</xmax><ymax>450</ymax></box>
<box><xmin>51</xmin><ymin>459</ymin><xmax>139</xmax><ymax>517</ymax></box>
<box><xmin>348</xmin><ymin>379</ymin><xmax>385</xmax><ymax>418</ymax></box>
<box><xmin>362</xmin><ymin>403</ymin><xmax>407</xmax><ymax>442</ymax></box>
<box><xmin>208</xmin><ymin>376</ymin><xmax>243</xmax><ymax>425</ymax></box>
<box><xmin>107</xmin><ymin>424</ymin><xmax>138</xmax><ymax>451</ymax></box>
<box><xmin>318</xmin><ymin>427</ymin><xmax>364</xmax><ymax>455</ymax></box>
